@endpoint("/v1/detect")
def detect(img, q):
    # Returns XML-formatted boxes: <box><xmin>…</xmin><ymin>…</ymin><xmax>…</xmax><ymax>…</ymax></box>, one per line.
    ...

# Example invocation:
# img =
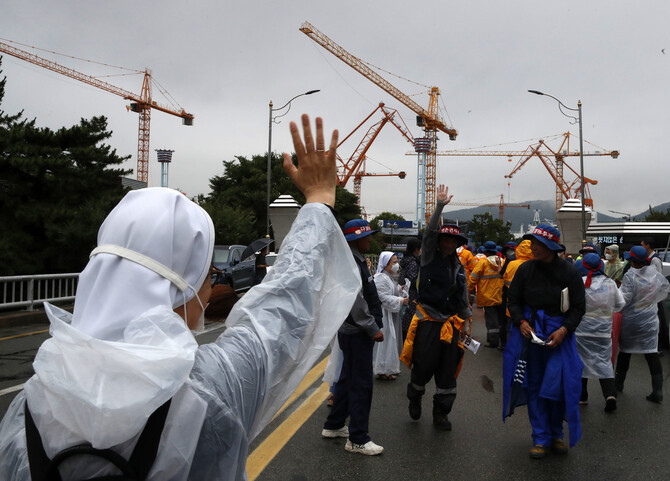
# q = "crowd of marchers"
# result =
<box><xmin>322</xmin><ymin>201</ymin><xmax>669</xmax><ymax>459</ymax></box>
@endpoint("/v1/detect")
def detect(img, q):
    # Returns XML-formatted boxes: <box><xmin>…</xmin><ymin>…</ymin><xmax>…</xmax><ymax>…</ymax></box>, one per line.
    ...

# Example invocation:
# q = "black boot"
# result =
<box><xmin>615</xmin><ymin>371</ymin><xmax>626</xmax><ymax>393</ymax></box>
<box><xmin>407</xmin><ymin>383</ymin><xmax>424</xmax><ymax>420</ymax></box>
<box><xmin>432</xmin><ymin>393</ymin><xmax>455</xmax><ymax>431</ymax></box>
<box><xmin>646</xmin><ymin>374</ymin><xmax>663</xmax><ymax>403</ymax></box>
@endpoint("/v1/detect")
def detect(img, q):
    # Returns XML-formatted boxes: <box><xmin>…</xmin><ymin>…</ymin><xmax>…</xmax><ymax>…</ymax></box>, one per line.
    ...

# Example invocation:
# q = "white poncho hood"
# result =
<box><xmin>24</xmin><ymin>187</ymin><xmax>214</xmax><ymax>451</ymax></box>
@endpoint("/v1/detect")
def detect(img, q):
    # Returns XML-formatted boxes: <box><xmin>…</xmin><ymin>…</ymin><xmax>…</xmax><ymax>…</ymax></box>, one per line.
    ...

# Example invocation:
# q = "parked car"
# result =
<box><xmin>212</xmin><ymin>245</ymin><xmax>256</xmax><ymax>292</ymax></box>
<box><xmin>264</xmin><ymin>252</ymin><xmax>278</xmax><ymax>276</ymax></box>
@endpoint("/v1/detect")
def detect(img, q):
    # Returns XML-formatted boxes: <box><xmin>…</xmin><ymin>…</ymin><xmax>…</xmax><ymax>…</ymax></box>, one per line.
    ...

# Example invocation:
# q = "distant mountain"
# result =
<box><xmin>442</xmin><ymin>200</ymin><xmax>670</xmax><ymax>234</ymax></box>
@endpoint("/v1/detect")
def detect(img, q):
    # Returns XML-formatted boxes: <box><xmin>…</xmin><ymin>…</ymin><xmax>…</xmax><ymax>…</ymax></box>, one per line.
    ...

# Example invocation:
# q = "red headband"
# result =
<box><xmin>344</xmin><ymin>224</ymin><xmax>371</xmax><ymax>236</ymax></box>
<box><xmin>584</xmin><ymin>262</ymin><xmax>601</xmax><ymax>288</ymax></box>
<box><xmin>439</xmin><ymin>226</ymin><xmax>461</xmax><ymax>236</ymax></box>
<box><xmin>629</xmin><ymin>250</ymin><xmax>648</xmax><ymax>262</ymax></box>
<box><xmin>532</xmin><ymin>227</ymin><xmax>559</xmax><ymax>243</ymax></box>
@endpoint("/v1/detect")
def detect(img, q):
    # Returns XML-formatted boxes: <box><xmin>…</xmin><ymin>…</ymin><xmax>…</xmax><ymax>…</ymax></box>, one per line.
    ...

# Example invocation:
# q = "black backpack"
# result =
<box><xmin>25</xmin><ymin>399</ymin><xmax>171</xmax><ymax>481</ymax></box>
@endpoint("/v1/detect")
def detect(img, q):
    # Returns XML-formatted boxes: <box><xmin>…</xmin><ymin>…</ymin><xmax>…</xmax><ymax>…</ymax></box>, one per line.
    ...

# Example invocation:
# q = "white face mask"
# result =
<box><xmin>391</xmin><ymin>263</ymin><xmax>400</xmax><ymax>274</ymax></box>
<box><xmin>605</xmin><ymin>253</ymin><xmax>613</xmax><ymax>261</ymax></box>
<box><xmin>190</xmin><ymin>302</ymin><xmax>208</xmax><ymax>334</ymax></box>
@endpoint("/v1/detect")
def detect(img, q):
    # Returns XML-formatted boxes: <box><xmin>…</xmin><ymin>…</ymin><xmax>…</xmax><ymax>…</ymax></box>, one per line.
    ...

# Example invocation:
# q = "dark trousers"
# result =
<box><xmin>324</xmin><ymin>331</ymin><xmax>374</xmax><ymax>444</ymax></box>
<box><xmin>581</xmin><ymin>377</ymin><xmax>616</xmax><ymax>400</ymax></box>
<box><xmin>484</xmin><ymin>306</ymin><xmax>501</xmax><ymax>345</ymax></box>
<box><xmin>410</xmin><ymin>321</ymin><xmax>462</xmax><ymax>395</ymax></box>
<box><xmin>616</xmin><ymin>351</ymin><xmax>662</xmax><ymax>377</ymax></box>
<box><xmin>658</xmin><ymin>302</ymin><xmax>669</xmax><ymax>351</ymax></box>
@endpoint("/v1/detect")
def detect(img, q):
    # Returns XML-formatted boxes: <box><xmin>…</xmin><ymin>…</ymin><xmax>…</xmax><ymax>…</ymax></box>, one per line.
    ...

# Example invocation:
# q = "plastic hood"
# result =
<box><xmin>24</xmin><ymin>303</ymin><xmax>197</xmax><ymax>450</ymax></box>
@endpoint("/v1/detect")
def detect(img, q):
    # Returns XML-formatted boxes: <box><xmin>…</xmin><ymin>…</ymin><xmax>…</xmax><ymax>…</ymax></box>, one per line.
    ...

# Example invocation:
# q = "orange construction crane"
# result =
<box><xmin>336</xmin><ymin>103</ymin><xmax>412</xmax><ymax>208</ymax></box>
<box><xmin>430</xmin><ymin>132</ymin><xmax>619</xmax><ymax>213</ymax></box>
<box><xmin>300</xmin><ymin>21</ymin><xmax>457</xmax><ymax>226</ymax></box>
<box><xmin>0</xmin><ymin>39</ymin><xmax>194</xmax><ymax>183</ymax></box>
<box><xmin>449</xmin><ymin>194</ymin><xmax>530</xmax><ymax>222</ymax></box>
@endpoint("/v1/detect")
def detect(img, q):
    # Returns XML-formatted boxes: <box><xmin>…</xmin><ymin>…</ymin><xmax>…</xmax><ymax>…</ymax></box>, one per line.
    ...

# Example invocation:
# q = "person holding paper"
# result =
<box><xmin>503</xmin><ymin>224</ymin><xmax>586</xmax><ymax>459</ymax></box>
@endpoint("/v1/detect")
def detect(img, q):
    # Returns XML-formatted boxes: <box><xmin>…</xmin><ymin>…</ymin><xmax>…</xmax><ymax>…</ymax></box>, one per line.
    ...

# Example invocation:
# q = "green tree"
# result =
<box><xmin>0</xmin><ymin>58</ymin><xmax>131</xmax><ymax>274</ymax></box>
<box><xmin>468</xmin><ymin>212</ymin><xmax>514</xmax><ymax>248</ymax></box>
<box><xmin>369</xmin><ymin>212</ymin><xmax>407</xmax><ymax>254</ymax></box>
<box><xmin>644</xmin><ymin>205</ymin><xmax>670</xmax><ymax>222</ymax></box>
<box><xmin>202</xmin><ymin>153</ymin><xmax>361</xmax><ymax>244</ymax></box>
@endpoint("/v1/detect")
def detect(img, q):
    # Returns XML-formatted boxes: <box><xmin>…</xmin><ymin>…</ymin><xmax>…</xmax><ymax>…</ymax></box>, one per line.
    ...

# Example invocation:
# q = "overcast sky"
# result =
<box><xmin>1</xmin><ymin>1</ymin><xmax>667</xmax><ymax>222</ymax></box>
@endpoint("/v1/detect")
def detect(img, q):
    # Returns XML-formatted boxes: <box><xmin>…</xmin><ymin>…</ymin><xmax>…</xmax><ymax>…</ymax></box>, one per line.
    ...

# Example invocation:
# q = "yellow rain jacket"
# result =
<box><xmin>457</xmin><ymin>246</ymin><xmax>476</xmax><ymax>279</ymax></box>
<box><xmin>502</xmin><ymin>240</ymin><xmax>533</xmax><ymax>316</ymax></box>
<box><xmin>468</xmin><ymin>254</ymin><xmax>503</xmax><ymax>306</ymax></box>
<box><xmin>502</xmin><ymin>240</ymin><xmax>533</xmax><ymax>288</ymax></box>
<box><xmin>400</xmin><ymin>304</ymin><xmax>465</xmax><ymax>377</ymax></box>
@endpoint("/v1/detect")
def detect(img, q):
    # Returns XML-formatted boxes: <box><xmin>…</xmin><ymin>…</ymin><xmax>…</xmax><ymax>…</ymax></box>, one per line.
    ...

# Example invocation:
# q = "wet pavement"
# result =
<box><xmin>1</xmin><ymin>307</ymin><xmax>669</xmax><ymax>480</ymax></box>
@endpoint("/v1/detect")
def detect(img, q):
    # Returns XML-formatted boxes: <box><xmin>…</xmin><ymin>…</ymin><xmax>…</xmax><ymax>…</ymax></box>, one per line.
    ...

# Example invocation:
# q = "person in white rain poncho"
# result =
<box><xmin>0</xmin><ymin>115</ymin><xmax>360</xmax><ymax>481</ymax></box>
<box><xmin>373</xmin><ymin>251</ymin><xmax>409</xmax><ymax>380</ymax></box>
<box><xmin>574</xmin><ymin>253</ymin><xmax>625</xmax><ymax>412</ymax></box>
<box><xmin>615</xmin><ymin>246</ymin><xmax>670</xmax><ymax>403</ymax></box>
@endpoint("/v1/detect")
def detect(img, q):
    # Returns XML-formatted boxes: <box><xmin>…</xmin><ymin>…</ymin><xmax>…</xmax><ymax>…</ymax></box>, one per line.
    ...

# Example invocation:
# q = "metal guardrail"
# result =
<box><xmin>0</xmin><ymin>274</ymin><xmax>79</xmax><ymax>311</ymax></box>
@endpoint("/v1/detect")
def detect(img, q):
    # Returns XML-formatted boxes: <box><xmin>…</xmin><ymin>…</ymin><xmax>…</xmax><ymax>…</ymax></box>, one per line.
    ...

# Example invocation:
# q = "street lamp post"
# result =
<box><xmin>528</xmin><ymin>90</ymin><xmax>587</xmax><ymax>246</ymax></box>
<box><xmin>390</xmin><ymin>222</ymin><xmax>398</xmax><ymax>251</ymax></box>
<box><xmin>267</xmin><ymin>90</ymin><xmax>320</xmax><ymax>237</ymax></box>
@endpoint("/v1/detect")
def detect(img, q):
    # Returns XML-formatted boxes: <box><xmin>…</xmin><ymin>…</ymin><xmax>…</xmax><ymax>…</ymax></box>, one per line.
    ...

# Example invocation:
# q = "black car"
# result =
<box><xmin>212</xmin><ymin>245</ymin><xmax>256</xmax><ymax>292</ymax></box>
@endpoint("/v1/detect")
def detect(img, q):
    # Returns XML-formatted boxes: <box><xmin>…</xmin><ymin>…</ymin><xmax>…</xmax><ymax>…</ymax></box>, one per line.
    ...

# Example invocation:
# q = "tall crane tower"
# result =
<box><xmin>300</xmin><ymin>21</ymin><xmax>457</xmax><ymax>226</ymax></box>
<box><xmin>449</xmin><ymin>194</ymin><xmax>530</xmax><ymax>221</ymax></box>
<box><xmin>336</xmin><ymin>103</ymin><xmax>412</xmax><ymax>207</ymax></box>
<box><xmin>0</xmin><ymin>39</ymin><xmax>194</xmax><ymax>183</ymax></box>
<box><xmin>430</xmin><ymin>132</ymin><xmax>619</xmax><ymax>214</ymax></box>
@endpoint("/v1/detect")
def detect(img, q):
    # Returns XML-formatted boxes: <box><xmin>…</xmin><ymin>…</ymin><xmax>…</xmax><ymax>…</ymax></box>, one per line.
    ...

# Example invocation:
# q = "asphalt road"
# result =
<box><xmin>253</xmin><ymin>310</ymin><xmax>670</xmax><ymax>481</ymax></box>
<box><xmin>1</xmin><ymin>307</ymin><xmax>669</xmax><ymax>481</ymax></box>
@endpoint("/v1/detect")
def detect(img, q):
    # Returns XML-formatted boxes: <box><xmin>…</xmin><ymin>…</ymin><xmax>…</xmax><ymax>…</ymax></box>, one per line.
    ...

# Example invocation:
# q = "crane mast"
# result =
<box><xmin>300</xmin><ymin>22</ymin><xmax>457</xmax><ymax>226</ymax></box>
<box><xmin>0</xmin><ymin>40</ymin><xmax>194</xmax><ymax>183</ymax></box>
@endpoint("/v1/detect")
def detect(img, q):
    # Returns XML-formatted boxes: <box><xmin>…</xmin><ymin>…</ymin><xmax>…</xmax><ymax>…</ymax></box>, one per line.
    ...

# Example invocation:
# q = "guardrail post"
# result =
<box><xmin>27</xmin><ymin>278</ymin><xmax>34</xmax><ymax>311</ymax></box>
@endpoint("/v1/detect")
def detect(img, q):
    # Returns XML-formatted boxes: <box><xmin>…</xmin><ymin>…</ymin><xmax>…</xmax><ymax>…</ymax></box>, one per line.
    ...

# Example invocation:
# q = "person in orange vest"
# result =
<box><xmin>502</xmin><ymin>240</ymin><xmax>533</xmax><ymax>349</ymax></box>
<box><xmin>468</xmin><ymin>241</ymin><xmax>504</xmax><ymax>348</ymax></box>
<box><xmin>457</xmin><ymin>244</ymin><xmax>476</xmax><ymax>279</ymax></box>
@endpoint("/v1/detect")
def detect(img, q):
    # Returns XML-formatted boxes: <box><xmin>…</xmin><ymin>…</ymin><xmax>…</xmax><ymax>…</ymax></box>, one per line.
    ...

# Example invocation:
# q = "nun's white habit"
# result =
<box><xmin>0</xmin><ymin>187</ymin><xmax>359</xmax><ymax>481</ymax></box>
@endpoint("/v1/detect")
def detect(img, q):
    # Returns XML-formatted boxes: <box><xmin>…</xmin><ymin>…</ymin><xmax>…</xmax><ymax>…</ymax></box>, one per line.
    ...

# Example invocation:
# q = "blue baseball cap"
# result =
<box><xmin>343</xmin><ymin>219</ymin><xmax>377</xmax><ymax>242</ymax></box>
<box><xmin>523</xmin><ymin>224</ymin><xmax>563</xmax><ymax>252</ymax></box>
<box><xmin>484</xmin><ymin>240</ymin><xmax>497</xmax><ymax>252</ymax></box>
<box><xmin>628</xmin><ymin>245</ymin><xmax>650</xmax><ymax>265</ymax></box>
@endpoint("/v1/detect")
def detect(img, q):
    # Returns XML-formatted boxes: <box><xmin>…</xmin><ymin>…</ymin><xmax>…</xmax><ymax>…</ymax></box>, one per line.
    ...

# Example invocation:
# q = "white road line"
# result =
<box><xmin>0</xmin><ymin>383</ymin><xmax>25</xmax><ymax>397</ymax></box>
<box><xmin>0</xmin><ymin>323</ymin><xmax>226</xmax><ymax>398</ymax></box>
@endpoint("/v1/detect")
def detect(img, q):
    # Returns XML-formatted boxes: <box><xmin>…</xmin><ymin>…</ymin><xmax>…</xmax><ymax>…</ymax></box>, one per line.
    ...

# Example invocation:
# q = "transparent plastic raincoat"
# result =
<box><xmin>0</xmin><ymin>188</ymin><xmax>360</xmax><ymax>481</ymax></box>
<box><xmin>619</xmin><ymin>265</ymin><xmax>670</xmax><ymax>354</ymax></box>
<box><xmin>575</xmin><ymin>275</ymin><xmax>625</xmax><ymax>378</ymax></box>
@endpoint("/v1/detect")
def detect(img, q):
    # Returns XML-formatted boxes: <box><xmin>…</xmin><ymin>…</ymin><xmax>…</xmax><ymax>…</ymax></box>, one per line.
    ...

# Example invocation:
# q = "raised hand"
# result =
<box><xmin>283</xmin><ymin>115</ymin><xmax>338</xmax><ymax>207</ymax></box>
<box><xmin>436</xmin><ymin>184</ymin><xmax>453</xmax><ymax>205</ymax></box>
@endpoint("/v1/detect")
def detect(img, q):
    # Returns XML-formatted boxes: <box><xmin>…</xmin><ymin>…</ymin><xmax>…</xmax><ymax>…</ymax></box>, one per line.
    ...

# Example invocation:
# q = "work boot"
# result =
<box><xmin>604</xmin><ymin>396</ymin><xmax>617</xmax><ymax>413</ymax></box>
<box><xmin>646</xmin><ymin>374</ymin><xmax>663</xmax><ymax>403</ymax></box>
<box><xmin>615</xmin><ymin>371</ymin><xmax>626</xmax><ymax>393</ymax></box>
<box><xmin>432</xmin><ymin>393</ymin><xmax>455</xmax><ymax>431</ymax></box>
<box><xmin>407</xmin><ymin>383</ymin><xmax>424</xmax><ymax>420</ymax></box>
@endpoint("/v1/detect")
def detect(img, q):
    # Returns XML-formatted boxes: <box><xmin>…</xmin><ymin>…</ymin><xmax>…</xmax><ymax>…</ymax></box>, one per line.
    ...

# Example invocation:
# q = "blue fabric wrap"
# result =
<box><xmin>502</xmin><ymin>307</ymin><xmax>583</xmax><ymax>447</ymax></box>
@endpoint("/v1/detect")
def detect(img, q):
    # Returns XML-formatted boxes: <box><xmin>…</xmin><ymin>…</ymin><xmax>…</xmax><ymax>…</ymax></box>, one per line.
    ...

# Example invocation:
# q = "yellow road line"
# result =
<box><xmin>247</xmin><ymin>382</ymin><xmax>330</xmax><ymax>481</ymax></box>
<box><xmin>0</xmin><ymin>329</ymin><xmax>49</xmax><ymax>342</ymax></box>
<box><xmin>272</xmin><ymin>356</ymin><xmax>329</xmax><ymax>421</ymax></box>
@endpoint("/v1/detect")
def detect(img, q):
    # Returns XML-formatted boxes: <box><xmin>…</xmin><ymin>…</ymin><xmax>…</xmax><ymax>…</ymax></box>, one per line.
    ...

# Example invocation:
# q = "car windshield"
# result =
<box><xmin>213</xmin><ymin>247</ymin><xmax>230</xmax><ymax>263</ymax></box>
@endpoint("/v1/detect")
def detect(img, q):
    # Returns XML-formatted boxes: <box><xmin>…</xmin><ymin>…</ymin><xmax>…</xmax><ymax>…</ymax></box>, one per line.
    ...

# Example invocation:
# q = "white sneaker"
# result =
<box><xmin>321</xmin><ymin>425</ymin><xmax>349</xmax><ymax>438</ymax></box>
<box><xmin>344</xmin><ymin>439</ymin><xmax>384</xmax><ymax>455</ymax></box>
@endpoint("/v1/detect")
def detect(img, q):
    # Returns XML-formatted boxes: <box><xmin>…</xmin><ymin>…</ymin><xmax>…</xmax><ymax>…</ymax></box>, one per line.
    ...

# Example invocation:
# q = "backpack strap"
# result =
<box><xmin>25</xmin><ymin>399</ymin><xmax>172</xmax><ymax>481</ymax></box>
